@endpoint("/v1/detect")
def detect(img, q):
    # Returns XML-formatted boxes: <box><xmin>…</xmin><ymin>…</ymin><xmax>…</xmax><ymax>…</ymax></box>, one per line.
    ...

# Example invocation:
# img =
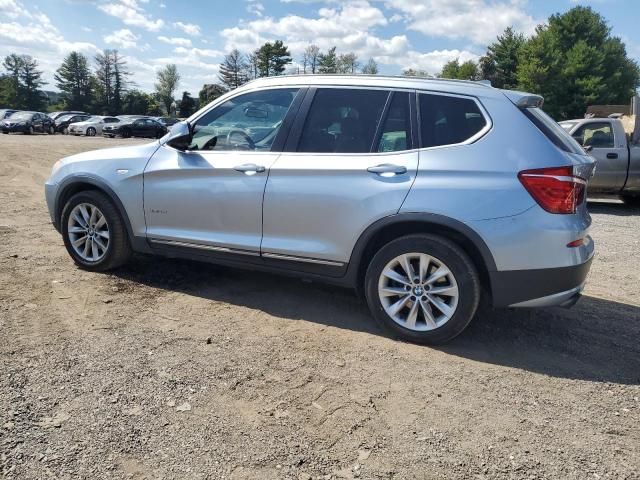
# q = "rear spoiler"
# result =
<box><xmin>501</xmin><ymin>90</ymin><xmax>544</xmax><ymax>108</ymax></box>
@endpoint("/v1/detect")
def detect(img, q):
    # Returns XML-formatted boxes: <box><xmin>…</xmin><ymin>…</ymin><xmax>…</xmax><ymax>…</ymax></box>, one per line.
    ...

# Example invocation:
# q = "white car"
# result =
<box><xmin>68</xmin><ymin>116</ymin><xmax>121</xmax><ymax>136</ymax></box>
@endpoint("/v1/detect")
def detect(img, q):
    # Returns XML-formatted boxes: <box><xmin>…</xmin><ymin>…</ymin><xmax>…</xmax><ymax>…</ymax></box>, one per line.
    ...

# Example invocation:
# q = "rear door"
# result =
<box><xmin>261</xmin><ymin>87</ymin><xmax>419</xmax><ymax>269</ymax></box>
<box><xmin>571</xmin><ymin>121</ymin><xmax>627</xmax><ymax>192</ymax></box>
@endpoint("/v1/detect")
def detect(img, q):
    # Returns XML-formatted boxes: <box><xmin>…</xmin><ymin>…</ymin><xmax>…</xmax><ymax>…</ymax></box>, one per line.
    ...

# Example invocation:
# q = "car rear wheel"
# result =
<box><xmin>365</xmin><ymin>234</ymin><xmax>480</xmax><ymax>345</ymax></box>
<box><xmin>61</xmin><ymin>191</ymin><xmax>132</xmax><ymax>271</ymax></box>
<box><xmin>87</xmin><ymin>127</ymin><xmax>96</xmax><ymax>137</ymax></box>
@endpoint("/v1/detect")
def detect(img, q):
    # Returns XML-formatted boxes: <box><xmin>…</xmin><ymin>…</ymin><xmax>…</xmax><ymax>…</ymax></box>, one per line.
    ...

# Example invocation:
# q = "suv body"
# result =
<box><xmin>45</xmin><ymin>75</ymin><xmax>595</xmax><ymax>344</ymax></box>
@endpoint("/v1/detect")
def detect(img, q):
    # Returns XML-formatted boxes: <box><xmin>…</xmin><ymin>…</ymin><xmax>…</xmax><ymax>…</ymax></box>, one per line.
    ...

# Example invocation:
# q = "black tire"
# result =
<box><xmin>364</xmin><ymin>234</ymin><xmax>481</xmax><ymax>345</ymax></box>
<box><xmin>63</xmin><ymin>127</ymin><xmax>69</xmax><ymax>135</ymax></box>
<box><xmin>87</xmin><ymin>127</ymin><xmax>96</xmax><ymax>137</ymax></box>
<box><xmin>121</xmin><ymin>129</ymin><xmax>131</xmax><ymax>139</ymax></box>
<box><xmin>621</xmin><ymin>195</ymin><xmax>640</xmax><ymax>207</ymax></box>
<box><xmin>48</xmin><ymin>125</ymin><xmax>55</xmax><ymax>135</ymax></box>
<box><xmin>26</xmin><ymin>126</ymin><xmax>34</xmax><ymax>135</ymax></box>
<box><xmin>60</xmin><ymin>190</ymin><xmax>132</xmax><ymax>271</ymax></box>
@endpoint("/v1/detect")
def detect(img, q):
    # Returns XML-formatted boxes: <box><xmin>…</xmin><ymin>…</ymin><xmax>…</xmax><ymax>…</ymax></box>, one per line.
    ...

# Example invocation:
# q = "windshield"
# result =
<box><xmin>559</xmin><ymin>121</ymin><xmax>578</xmax><ymax>131</ymax></box>
<box><xmin>523</xmin><ymin>108</ymin><xmax>585</xmax><ymax>155</ymax></box>
<box><xmin>57</xmin><ymin>114</ymin><xmax>74</xmax><ymax>122</ymax></box>
<box><xmin>9</xmin><ymin>112</ymin><xmax>32</xmax><ymax>120</ymax></box>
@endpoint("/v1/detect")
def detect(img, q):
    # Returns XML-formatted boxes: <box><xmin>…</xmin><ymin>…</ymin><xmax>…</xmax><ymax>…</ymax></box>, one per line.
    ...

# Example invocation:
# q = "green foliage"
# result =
<box><xmin>94</xmin><ymin>49</ymin><xmax>131</xmax><ymax>115</ymax></box>
<box><xmin>199</xmin><ymin>84</ymin><xmax>226</xmax><ymax>105</ymax></box>
<box><xmin>403</xmin><ymin>68</ymin><xmax>429</xmax><ymax>78</ymax></box>
<box><xmin>155</xmin><ymin>64</ymin><xmax>181</xmax><ymax>115</ymax></box>
<box><xmin>54</xmin><ymin>51</ymin><xmax>94</xmax><ymax>111</ymax></box>
<box><xmin>178</xmin><ymin>91</ymin><xmax>196</xmax><ymax>117</ymax></box>
<box><xmin>479</xmin><ymin>27</ymin><xmax>526</xmax><ymax>89</ymax></box>
<box><xmin>1</xmin><ymin>54</ymin><xmax>47</xmax><ymax>110</ymax></box>
<box><xmin>438</xmin><ymin>59</ymin><xmax>479</xmax><ymax>80</ymax></box>
<box><xmin>318</xmin><ymin>47</ymin><xmax>338</xmax><ymax>74</ymax></box>
<box><xmin>122</xmin><ymin>89</ymin><xmax>162</xmax><ymax>116</ymax></box>
<box><xmin>337</xmin><ymin>52</ymin><xmax>359</xmax><ymax>74</ymax></box>
<box><xmin>255</xmin><ymin>40</ymin><xmax>292</xmax><ymax>77</ymax></box>
<box><xmin>517</xmin><ymin>6</ymin><xmax>640</xmax><ymax>119</ymax></box>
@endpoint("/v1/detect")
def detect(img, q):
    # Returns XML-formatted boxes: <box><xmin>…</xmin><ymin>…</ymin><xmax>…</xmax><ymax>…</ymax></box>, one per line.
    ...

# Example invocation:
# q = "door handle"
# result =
<box><xmin>234</xmin><ymin>163</ymin><xmax>266</xmax><ymax>174</ymax></box>
<box><xmin>606</xmin><ymin>153</ymin><xmax>618</xmax><ymax>159</ymax></box>
<box><xmin>367</xmin><ymin>164</ymin><xmax>408</xmax><ymax>176</ymax></box>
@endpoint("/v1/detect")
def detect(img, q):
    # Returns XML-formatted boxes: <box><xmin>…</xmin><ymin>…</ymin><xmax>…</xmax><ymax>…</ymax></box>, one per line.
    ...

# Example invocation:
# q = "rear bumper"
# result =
<box><xmin>490</xmin><ymin>256</ymin><xmax>593</xmax><ymax>307</ymax></box>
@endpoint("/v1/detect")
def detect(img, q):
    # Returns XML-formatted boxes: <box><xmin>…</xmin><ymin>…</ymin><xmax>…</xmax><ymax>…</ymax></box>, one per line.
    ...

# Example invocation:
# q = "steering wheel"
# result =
<box><xmin>226</xmin><ymin>129</ymin><xmax>255</xmax><ymax>150</ymax></box>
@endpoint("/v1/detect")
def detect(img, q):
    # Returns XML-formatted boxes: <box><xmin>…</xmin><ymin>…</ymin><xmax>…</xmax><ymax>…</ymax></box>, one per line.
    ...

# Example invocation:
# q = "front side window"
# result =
<box><xmin>573</xmin><ymin>122</ymin><xmax>614</xmax><ymax>149</ymax></box>
<box><xmin>419</xmin><ymin>93</ymin><xmax>487</xmax><ymax>148</ymax></box>
<box><xmin>297</xmin><ymin>88</ymin><xmax>388</xmax><ymax>153</ymax></box>
<box><xmin>190</xmin><ymin>88</ymin><xmax>299</xmax><ymax>151</ymax></box>
<box><xmin>378</xmin><ymin>92</ymin><xmax>411</xmax><ymax>152</ymax></box>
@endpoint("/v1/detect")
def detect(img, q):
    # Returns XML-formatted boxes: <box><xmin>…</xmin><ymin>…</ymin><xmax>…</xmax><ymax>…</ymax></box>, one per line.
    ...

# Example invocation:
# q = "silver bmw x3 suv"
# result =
<box><xmin>45</xmin><ymin>75</ymin><xmax>595</xmax><ymax>344</ymax></box>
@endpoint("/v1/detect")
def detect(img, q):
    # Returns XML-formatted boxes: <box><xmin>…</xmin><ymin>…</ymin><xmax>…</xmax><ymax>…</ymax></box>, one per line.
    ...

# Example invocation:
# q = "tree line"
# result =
<box><xmin>429</xmin><ymin>7</ymin><xmax>640</xmax><ymax>120</ymax></box>
<box><xmin>0</xmin><ymin>50</ymin><xmax>197</xmax><ymax>117</ymax></box>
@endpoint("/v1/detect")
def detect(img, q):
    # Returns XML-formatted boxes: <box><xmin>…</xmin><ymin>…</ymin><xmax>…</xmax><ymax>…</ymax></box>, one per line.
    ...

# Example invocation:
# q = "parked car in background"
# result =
<box><xmin>0</xmin><ymin>109</ymin><xmax>18</xmax><ymax>120</ymax></box>
<box><xmin>102</xmin><ymin>117</ymin><xmax>167</xmax><ymax>138</ymax></box>
<box><xmin>560</xmin><ymin>116</ymin><xmax>640</xmax><ymax>205</ymax></box>
<box><xmin>1</xmin><ymin>111</ymin><xmax>54</xmax><ymax>134</ymax></box>
<box><xmin>55</xmin><ymin>114</ymin><xmax>92</xmax><ymax>134</ymax></box>
<box><xmin>153</xmin><ymin>117</ymin><xmax>180</xmax><ymax>129</ymax></box>
<box><xmin>45</xmin><ymin>75</ymin><xmax>596</xmax><ymax>345</ymax></box>
<box><xmin>49</xmin><ymin>111</ymin><xmax>87</xmax><ymax>121</ymax></box>
<box><xmin>69</xmin><ymin>116</ymin><xmax>120</xmax><ymax>136</ymax></box>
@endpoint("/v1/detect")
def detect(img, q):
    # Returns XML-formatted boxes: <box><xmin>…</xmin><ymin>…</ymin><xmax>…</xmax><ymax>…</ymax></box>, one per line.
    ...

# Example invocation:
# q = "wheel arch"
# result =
<box><xmin>347</xmin><ymin>213</ymin><xmax>497</xmax><ymax>300</ymax></box>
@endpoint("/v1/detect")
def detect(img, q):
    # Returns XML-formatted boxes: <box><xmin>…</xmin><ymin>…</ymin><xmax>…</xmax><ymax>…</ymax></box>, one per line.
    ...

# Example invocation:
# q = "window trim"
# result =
<box><xmin>572</xmin><ymin>121</ymin><xmax>616</xmax><ymax>149</ymax></box>
<box><xmin>416</xmin><ymin>90</ymin><xmax>492</xmax><ymax>150</ymax></box>
<box><xmin>371</xmin><ymin>91</ymin><xmax>415</xmax><ymax>153</ymax></box>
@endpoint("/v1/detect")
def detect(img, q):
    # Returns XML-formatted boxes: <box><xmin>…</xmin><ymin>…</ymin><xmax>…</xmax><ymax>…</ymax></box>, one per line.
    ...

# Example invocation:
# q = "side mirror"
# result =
<box><xmin>164</xmin><ymin>120</ymin><xmax>192</xmax><ymax>150</ymax></box>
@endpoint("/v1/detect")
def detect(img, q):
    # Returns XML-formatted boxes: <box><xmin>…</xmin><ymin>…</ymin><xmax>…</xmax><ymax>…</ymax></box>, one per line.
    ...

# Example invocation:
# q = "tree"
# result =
<box><xmin>438</xmin><ymin>59</ymin><xmax>478</xmax><ymax>80</ymax></box>
<box><xmin>155</xmin><ymin>64</ymin><xmax>180</xmax><ymax>115</ymax></box>
<box><xmin>255</xmin><ymin>40</ymin><xmax>292</xmax><ymax>77</ymax></box>
<box><xmin>302</xmin><ymin>44</ymin><xmax>320</xmax><ymax>74</ymax></box>
<box><xmin>199</xmin><ymin>84</ymin><xmax>226</xmax><ymax>105</ymax></box>
<box><xmin>361</xmin><ymin>58</ymin><xmax>379</xmax><ymax>75</ymax></box>
<box><xmin>94</xmin><ymin>49</ymin><xmax>130</xmax><ymax>114</ymax></box>
<box><xmin>1</xmin><ymin>54</ymin><xmax>22</xmax><ymax>108</ymax></box>
<box><xmin>111</xmin><ymin>50</ymin><xmax>131</xmax><ymax>114</ymax></box>
<box><xmin>318</xmin><ymin>47</ymin><xmax>338</xmax><ymax>74</ymax></box>
<box><xmin>122</xmin><ymin>89</ymin><xmax>162</xmax><ymax>115</ymax></box>
<box><xmin>403</xmin><ymin>68</ymin><xmax>429</xmax><ymax>77</ymax></box>
<box><xmin>178</xmin><ymin>91</ymin><xmax>196</xmax><ymax>117</ymax></box>
<box><xmin>517</xmin><ymin>6</ymin><xmax>640</xmax><ymax>119</ymax></box>
<box><xmin>247</xmin><ymin>51</ymin><xmax>260</xmax><ymax>80</ymax></box>
<box><xmin>54</xmin><ymin>52</ymin><xmax>93</xmax><ymax>111</ymax></box>
<box><xmin>478</xmin><ymin>27</ymin><xmax>526</xmax><ymax>89</ymax></box>
<box><xmin>19</xmin><ymin>56</ymin><xmax>46</xmax><ymax>110</ymax></box>
<box><xmin>338</xmin><ymin>52</ymin><xmax>360</xmax><ymax>74</ymax></box>
<box><xmin>219</xmin><ymin>49</ymin><xmax>249</xmax><ymax>89</ymax></box>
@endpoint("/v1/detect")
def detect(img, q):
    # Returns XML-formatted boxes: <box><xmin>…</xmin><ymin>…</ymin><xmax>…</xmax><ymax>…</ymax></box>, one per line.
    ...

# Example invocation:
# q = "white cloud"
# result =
<box><xmin>384</xmin><ymin>0</ymin><xmax>538</xmax><ymax>46</ymax></box>
<box><xmin>247</xmin><ymin>0</ymin><xmax>265</xmax><ymax>17</ymax></box>
<box><xmin>104</xmin><ymin>28</ymin><xmax>141</xmax><ymax>49</ymax></box>
<box><xmin>98</xmin><ymin>0</ymin><xmax>164</xmax><ymax>32</ymax></box>
<box><xmin>174</xmin><ymin>21</ymin><xmax>201</xmax><ymax>36</ymax></box>
<box><xmin>158</xmin><ymin>36</ymin><xmax>192</xmax><ymax>47</ymax></box>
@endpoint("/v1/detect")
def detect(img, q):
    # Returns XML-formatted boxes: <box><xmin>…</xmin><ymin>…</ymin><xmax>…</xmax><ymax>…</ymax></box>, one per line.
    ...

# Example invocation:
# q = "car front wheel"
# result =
<box><xmin>86</xmin><ymin>127</ymin><xmax>96</xmax><ymax>136</ymax></box>
<box><xmin>365</xmin><ymin>234</ymin><xmax>480</xmax><ymax>345</ymax></box>
<box><xmin>61</xmin><ymin>191</ymin><xmax>132</xmax><ymax>271</ymax></box>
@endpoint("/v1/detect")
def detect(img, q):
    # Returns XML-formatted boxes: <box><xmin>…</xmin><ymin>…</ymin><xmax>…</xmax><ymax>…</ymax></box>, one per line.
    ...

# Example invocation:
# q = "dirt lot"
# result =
<box><xmin>1</xmin><ymin>134</ymin><xmax>639</xmax><ymax>480</ymax></box>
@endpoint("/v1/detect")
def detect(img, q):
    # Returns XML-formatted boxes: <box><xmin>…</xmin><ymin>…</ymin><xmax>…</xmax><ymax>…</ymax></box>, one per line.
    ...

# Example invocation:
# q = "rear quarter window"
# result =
<box><xmin>522</xmin><ymin>107</ymin><xmax>584</xmax><ymax>155</ymax></box>
<box><xmin>419</xmin><ymin>93</ymin><xmax>488</xmax><ymax>148</ymax></box>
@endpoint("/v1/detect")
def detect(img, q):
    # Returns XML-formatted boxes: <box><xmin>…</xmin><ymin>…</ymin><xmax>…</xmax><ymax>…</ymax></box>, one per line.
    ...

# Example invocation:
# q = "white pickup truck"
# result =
<box><xmin>560</xmin><ymin>115</ymin><xmax>640</xmax><ymax>205</ymax></box>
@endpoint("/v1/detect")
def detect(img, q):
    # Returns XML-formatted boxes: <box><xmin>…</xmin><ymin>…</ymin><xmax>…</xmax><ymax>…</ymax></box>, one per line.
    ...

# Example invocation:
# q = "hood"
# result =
<box><xmin>63</xmin><ymin>142</ymin><xmax>159</xmax><ymax>163</ymax></box>
<box><xmin>70</xmin><ymin>120</ymin><xmax>94</xmax><ymax>127</ymax></box>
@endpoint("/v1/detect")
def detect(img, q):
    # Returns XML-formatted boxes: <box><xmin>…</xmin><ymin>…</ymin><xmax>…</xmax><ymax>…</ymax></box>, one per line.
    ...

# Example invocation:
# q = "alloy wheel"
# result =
<box><xmin>377</xmin><ymin>253</ymin><xmax>459</xmax><ymax>331</ymax></box>
<box><xmin>67</xmin><ymin>203</ymin><xmax>110</xmax><ymax>262</ymax></box>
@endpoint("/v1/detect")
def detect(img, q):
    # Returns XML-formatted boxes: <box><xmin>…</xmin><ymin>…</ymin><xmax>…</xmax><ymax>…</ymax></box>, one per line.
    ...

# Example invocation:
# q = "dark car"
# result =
<box><xmin>153</xmin><ymin>116</ymin><xmax>180</xmax><ymax>128</ymax></box>
<box><xmin>103</xmin><ymin>118</ymin><xmax>167</xmax><ymax>138</ymax></box>
<box><xmin>49</xmin><ymin>110</ymin><xmax>88</xmax><ymax>121</ymax></box>
<box><xmin>0</xmin><ymin>109</ymin><xmax>18</xmax><ymax>120</ymax></box>
<box><xmin>1</xmin><ymin>111</ymin><xmax>54</xmax><ymax>134</ymax></box>
<box><xmin>54</xmin><ymin>114</ymin><xmax>92</xmax><ymax>134</ymax></box>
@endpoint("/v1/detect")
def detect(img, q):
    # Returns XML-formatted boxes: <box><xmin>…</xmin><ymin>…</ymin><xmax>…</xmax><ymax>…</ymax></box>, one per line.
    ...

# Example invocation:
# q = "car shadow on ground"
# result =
<box><xmin>114</xmin><ymin>256</ymin><xmax>640</xmax><ymax>386</ymax></box>
<box><xmin>588</xmin><ymin>199</ymin><xmax>640</xmax><ymax>216</ymax></box>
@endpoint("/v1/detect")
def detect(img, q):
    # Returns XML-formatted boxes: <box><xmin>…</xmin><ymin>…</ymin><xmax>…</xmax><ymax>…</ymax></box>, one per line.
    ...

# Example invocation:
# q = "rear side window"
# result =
<box><xmin>297</xmin><ymin>88</ymin><xmax>388</xmax><ymax>153</ymax></box>
<box><xmin>419</xmin><ymin>93</ymin><xmax>487</xmax><ymax>148</ymax></box>
<box><xmin>377</xmin><ymin>92</ymin><xmax>411</xmax><ymax>152</ymax></box>
<box><xmin>522</xmin><ymin>107</ymin><xmax>584</xmax><ymax>155</ymax></box>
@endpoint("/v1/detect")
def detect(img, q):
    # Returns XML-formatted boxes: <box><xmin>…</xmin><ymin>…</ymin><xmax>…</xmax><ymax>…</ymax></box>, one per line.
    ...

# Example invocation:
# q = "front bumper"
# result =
<box><xmin>490</xmin><ymin>255</ymin><xmax>593</xmax><ymax>308</ymax></box>
<box><xmin>1</xmin><ymin>125</ymin><xmax>28</xmax><ymax>133</ymax></box>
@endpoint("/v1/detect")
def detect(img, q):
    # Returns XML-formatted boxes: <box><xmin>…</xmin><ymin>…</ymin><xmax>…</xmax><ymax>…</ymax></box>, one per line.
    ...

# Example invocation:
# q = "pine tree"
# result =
<box><xmin>219</xmin><ymin>49</ymin><xmax>249</xmax><ymax>89</ymax></box>
<box><xmin>18</xmin><ymin>55</ymin><xmax>46</xmax><ymax>110</ymax></box>
<box><xmin>479</xmin><ymin>27</ymin><xmax>526</xmax><ymax>89</ymax></box>
<box><xmin>155</xmin><ymin>64</ymin><xmax>181</xmax><ymax>115</ymax></box>
<box><xmin>199</xmin><ymin>84</ymin><xmax>227</xmax><ymax>105</ymax></box>
<box><xmin>111</xmin><ymin>51</ymin><xmax>131</xmax><ymax>114</ymax></box>
<box><xmin>318</xmin><ymin>47</ymin><xmax>338</xmax><ymax>74</ymax></box>
<box><xmin>256</xmin><ymin>40</ymin><xmax>292</xmax><ymax>77</ymax></box>
<box><xmin>94</xmin><ymin>50</ymin><xmax>114</xmax><ymax>113</ymax></box>
<box><xmin>54</xmin><ymin>52</ymin><xmax>94</xmax><ymax>111</ymax></box>
<box><xmin>178</xmin><ymin>91</ymin><xmax>196</xmax><ymax>117</ymax></box>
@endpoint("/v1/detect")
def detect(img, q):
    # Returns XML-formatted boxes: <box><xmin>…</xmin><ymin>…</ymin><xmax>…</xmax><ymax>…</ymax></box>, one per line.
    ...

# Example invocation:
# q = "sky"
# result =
<box><xmin>1</xmin><ymin>0</ymin><xmax>639</xmax><ymax>96</ymax></box>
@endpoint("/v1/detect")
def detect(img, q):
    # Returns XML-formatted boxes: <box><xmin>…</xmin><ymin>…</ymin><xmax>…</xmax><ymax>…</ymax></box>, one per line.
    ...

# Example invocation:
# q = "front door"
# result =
<box><xmin>143</xmin><ymin>87</ymin><xmax>301</xmax><ymax>254</ymax></box>
<box><xmin>262</xmin><ymin>88</ymin><xmax>418</xmax><ymax>266</ymax></box>
<box><xmin>572</xmin><ymin>121</ymin><xmax>627</xmax><ymax>192</ymax></box>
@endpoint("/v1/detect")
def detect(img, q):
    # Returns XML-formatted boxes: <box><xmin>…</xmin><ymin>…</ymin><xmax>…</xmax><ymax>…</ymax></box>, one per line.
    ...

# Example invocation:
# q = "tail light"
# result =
<box><xmin>518</xmin><ymin>166</ymin><xmax>586</xmax><ymax>214</ymax></box>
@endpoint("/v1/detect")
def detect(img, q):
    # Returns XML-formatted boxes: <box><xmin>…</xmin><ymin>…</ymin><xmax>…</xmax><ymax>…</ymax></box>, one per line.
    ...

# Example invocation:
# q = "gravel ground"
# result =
<box><xmin>1</xmin><ymin>134</ymin><xmax>639</xmax><ymax>480</ymax></box>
